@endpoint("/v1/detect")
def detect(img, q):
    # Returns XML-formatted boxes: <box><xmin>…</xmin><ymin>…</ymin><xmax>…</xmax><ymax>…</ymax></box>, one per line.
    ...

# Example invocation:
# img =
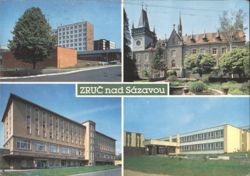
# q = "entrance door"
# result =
<box><xmin>36</xmin><ymin>160</ymin><xmax>48</xmax><ymax>168</ymax></box>
<box><xmin>61</xmin><ymin>160</ymin><xmax>66</xmax><ymax>167</ymax></box>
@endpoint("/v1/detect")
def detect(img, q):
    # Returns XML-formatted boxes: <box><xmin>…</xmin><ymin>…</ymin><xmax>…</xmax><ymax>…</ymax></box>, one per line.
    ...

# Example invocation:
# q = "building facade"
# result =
<box><xmin>124</xmin><ymin>124</ymin><xmax>250</xmax><ymax>155</ymax></box>
<box><xmin>124</xmin><ymin>131</ymin><xmax>144</xmax><ymax>148</ymax></box>
<box><xmin>1</xmin><ymin>94</ymin><xmax>116</xmax><ymax>169</ymax></box>
<box><xmin>94</xmin><ymin>39</ymin><xmax>116</xmax><ymax>50</ymax></box>
<box><xmin>53</xmin><ymin>21</ymin><xmax>94</xmax><ymax>52</ymax></box>
<box><xmin>132</xmin><ymin>8</ymin><xmax>246</xmax><ymax>79</ymax></box>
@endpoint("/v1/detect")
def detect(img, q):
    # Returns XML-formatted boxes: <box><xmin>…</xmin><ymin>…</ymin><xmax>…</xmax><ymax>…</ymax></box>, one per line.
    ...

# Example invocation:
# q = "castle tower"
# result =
<box><xmin>131</xmin><ymin>7</ymin><xmax>157</xmax><ymax>51</ymax></box>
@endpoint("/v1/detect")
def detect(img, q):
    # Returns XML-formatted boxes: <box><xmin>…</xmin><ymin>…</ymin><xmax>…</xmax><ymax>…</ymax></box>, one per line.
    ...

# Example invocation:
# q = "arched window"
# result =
<box><xmin>171</xmin><ymin>60</ymin><xmax>176</xmax><ymax>67</ymax></box>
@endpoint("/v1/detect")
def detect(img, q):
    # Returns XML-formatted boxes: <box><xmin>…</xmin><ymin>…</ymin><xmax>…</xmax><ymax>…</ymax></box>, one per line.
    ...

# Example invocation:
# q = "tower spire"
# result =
<box><xmin>178</xmin><ymin>12</ymin><xmax>182</xmax><ymax>36</ymax></box>
<box><xmin>138</xmin><ymin>4</ymin><xmax>150</xmax><ymax>29</ymax></box>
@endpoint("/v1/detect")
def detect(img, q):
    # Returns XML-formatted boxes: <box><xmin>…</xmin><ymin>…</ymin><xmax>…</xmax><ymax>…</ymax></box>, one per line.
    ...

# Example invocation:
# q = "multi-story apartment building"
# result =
<box><xmin>94</xmin><ymin>39</ymin><xmax>116</xmax><ymax>50</ymax></box>
<box><xmin>53</xmin><ymin>21</ymin><xmax>94</xmax><ymax>52</ymax></box>
<box><xmin>124</xmin><ymin>124</ymin><xmax>250</xmax><ymax>155</ymax></box>
<box><xmin>1</xmin><ymin>94</ymin><xmax>116</xmax><ymax>169</ymax></box>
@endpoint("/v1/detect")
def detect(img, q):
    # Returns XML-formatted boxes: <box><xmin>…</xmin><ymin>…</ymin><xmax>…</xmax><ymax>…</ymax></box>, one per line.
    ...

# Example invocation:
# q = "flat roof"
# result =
<box><xmin>158</xmin><ymin>124</ymin><xmax>242</xmax><ymax>141</ymax></box>
<box><xmin>96</xmin><ymin>131</ymin><xmax>116</xmax><ymax>141</ymax></box>
<box><xmin>78</xmin><ymin>49</ymin><xmax>121</xmax><ymax>55</ymax></box>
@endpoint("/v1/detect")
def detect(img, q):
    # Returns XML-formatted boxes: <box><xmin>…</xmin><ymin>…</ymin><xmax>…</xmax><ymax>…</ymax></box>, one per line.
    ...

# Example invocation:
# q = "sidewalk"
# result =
<box><xmin>0</xmin><ymin>65</ymin><xmax>120</xmax><ymax>80</ymax></box>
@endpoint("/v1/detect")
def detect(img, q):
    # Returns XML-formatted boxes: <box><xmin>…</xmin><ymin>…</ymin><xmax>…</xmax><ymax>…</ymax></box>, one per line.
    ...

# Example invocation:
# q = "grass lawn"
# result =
<box><xmin>1</xmin><ymin>165</ymin><xmax>118</xmax><ymax>176</ymax></box>
<box><xmin>124</xmin><ymin>155</ymin><xmax>250</xmax><ymax>176</ymax></box>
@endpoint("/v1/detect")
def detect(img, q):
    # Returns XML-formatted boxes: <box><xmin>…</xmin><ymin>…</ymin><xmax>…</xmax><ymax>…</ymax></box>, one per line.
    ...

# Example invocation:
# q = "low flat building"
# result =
<box><xmin>124</xmin><ymin>124</ymin><xmax>250</xmax><ymax>155</ymax></box>
<box><xmin>78</xmin><ymin>49</ymin><xmax>121</xmax><ymax>62</ymax></box>
<box><xmin>2</xmin><ymin>47</ymin><xmax>77</xmax><ymax>69</ymax></box>
<box><xmin>1</xmin><ymin>94</ymin><xmax>116</xmax><ymax>169</ymax></box>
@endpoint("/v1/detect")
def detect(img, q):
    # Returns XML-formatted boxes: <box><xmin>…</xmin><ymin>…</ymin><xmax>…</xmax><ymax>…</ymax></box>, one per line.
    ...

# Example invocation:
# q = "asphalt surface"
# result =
<box><xmin>0</xmin><ymin>66</ymin><xmax>121</xmax><ymax>82</ymax></box>
<box><xmin>71</xmin><ymin>168</ymin><xmax>121</xmax><ymax>176</ymax></box>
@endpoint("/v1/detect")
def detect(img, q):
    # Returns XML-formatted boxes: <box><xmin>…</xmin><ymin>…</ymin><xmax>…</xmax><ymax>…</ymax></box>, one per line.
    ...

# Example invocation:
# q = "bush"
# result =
<box><xmin>167</xmin><ymin>70</ymin><xmax>177</xmax><ymax>77</ymax></box>
<box><xmin>188</xmin><ymin>81</ymin><xmax>207</xmax><ymax>93</ymax></box>
<box><xmin>240</xmin><ymin>80</ymin><xmax>250</xmax><ymax>95</ymax></box>
<box><xmin>167</xmin><ymin>75</ymin><xmax>177</xmax><ymax>81</ymax></box>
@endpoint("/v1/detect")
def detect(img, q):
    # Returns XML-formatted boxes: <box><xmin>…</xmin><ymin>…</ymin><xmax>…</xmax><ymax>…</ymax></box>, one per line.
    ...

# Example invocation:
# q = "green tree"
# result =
<box><xmin>9</xmin><ymin>7</ymin><xmax>56</xmax><ymax>69</ymax></box>
<box><xmin>219</xmin><ymin>9</ymin><xmax>246</xmax><ymax>51</ymax></box>
<box><xmin>151</xmin><ymin>46</ymin><xmax>165</xmax><ymax>77</ymax></box>
<box><xmin>123</xmin><ymin>9</ymin><xmax>138</xmax><ymax>81</ymax></box>
<box><xmin>219</xmin><ymin>48</ymin><xmax>249</xmax><ymax>78</ymax></box>
<box><xmin>244</xmin><ymin>42</ymin><xmax>250</xmax><ymax>77</ymax></box>
<box><xmin>185</xmin><ymin>54</ymin><xmax>216</xmax><ymax>78</ymax></box>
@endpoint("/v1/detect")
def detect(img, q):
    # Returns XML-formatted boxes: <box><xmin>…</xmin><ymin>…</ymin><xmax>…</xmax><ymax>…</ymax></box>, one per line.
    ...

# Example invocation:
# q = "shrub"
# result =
<box><xmin>167</xmin><ymin>70</ymin><xmax>177</xmax><ymax>77</ymax></box>
<box><xmin>240</xmin><ymin>80</ymin><xmax>250</xmax><ymax>95</ymax></box>
<box><xmin>188</xmin><ymin>81</ymin><xmax>207</xmax><ymax>93</ymax></box>
<box><xmin>167</xmin><ymin>75</ymin><xmax>177</xmax><ymax>81</ymax></box>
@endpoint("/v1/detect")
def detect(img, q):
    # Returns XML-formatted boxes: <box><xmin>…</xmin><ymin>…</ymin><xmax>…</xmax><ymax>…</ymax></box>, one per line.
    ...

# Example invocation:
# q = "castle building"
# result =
<box><xmin>131</xmin><ymin>8</ymin><xmax>246</xmax><ymax>79</ymax></box>
<box><xmin>52</xmin><ymin>21</ymin><xmax>94</xmax><ymax>52</ymax></box>
<box><xmin>124</xmin><ymin>124</ymin><xmax>250</xmax><ymax>155</ymax></box>
<box><xmin>1</xmin><ymin>94</ymin><xmax>116</xmax><ymax>169</ymax></box>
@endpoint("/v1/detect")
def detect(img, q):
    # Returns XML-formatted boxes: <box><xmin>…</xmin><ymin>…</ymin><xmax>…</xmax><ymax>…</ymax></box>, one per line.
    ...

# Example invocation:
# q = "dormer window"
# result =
<box><xmin>202</xmin><ymin>33</ymin><xmax>207</xmax><ymax>41</ymax></box>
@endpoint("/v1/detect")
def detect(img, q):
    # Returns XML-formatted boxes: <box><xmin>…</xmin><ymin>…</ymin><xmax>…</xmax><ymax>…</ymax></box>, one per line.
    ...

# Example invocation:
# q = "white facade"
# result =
<box><xmin>54</xmin><ymin>22</ymin><xmax>88</xmax><ymax>52</ymax></box>
<box><xmin>109</xmin><ymin>41</ymin><xmax>116</xmax><ymax>49</ymax></box>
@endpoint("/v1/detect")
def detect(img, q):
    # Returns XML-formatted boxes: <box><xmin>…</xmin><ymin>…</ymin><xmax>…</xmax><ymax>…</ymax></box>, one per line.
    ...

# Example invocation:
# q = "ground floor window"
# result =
<box><xmin>17</xmin><ymin>139</ymin><xmax>31</xmax><ymax>150</ymax></box>
<box><xmin>36</xmin><ymin>142</ymin><xmax>45</xmax><ymax>152</ymax></box>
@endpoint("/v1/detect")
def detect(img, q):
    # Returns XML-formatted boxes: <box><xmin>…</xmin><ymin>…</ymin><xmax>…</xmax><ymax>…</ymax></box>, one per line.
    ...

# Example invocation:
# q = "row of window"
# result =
<box><xmin>58</xmin><ymin>29</ymin><xmax>86</xmax><ymax>36</ymax></box>
<box><xmin>16</xmin><ymin>139</ymin><xmax>84</xmax><ymax>156</ymax></box>
<box><xmin>58</xmin><ymin>41</ymin><xmax>86</xmax><ymax>47</ymax></box>
<box><xmin>4</xmin><ymin>106</ymin><xmax>12</xmax><ymax>141</ymax></box>
<box><xmin>58</xmin><ymin>36</ymin><xmax>86</xmax><ymax>43</ymax></box>
<box><xmin>59</xmin><ymin>45</ymin><xmax>86</xmax><ymax>51</ymax></box>
<box><xmin>58</xmin><ymin>24</ymin><xmax>85</xmax><ymax>31</ymax></box>
<box><xmin>58</xmin><ymin>34</ymin><xmax>86</xmax><ymax>40</ymax></box>
<box><xmin>180</xmin><ymin>142</ymin><xmax>224</xmax><ymax>152</ymax></box>
<box><xmin>190</xmin><ymin>47</ymin><xmax>226</xmax><ymax>55</ymax></box>
<box><xmin>25</xmin><ymin>104</ymin><xmax>84</xmax><ymax>146</ymax></box>
<box><xmin>95</xmin><ymin>153</ymin><xmax>115</xmax><ymax>160</ymax></box>
<box><xmin>180</xmin><ymin>130</ymin><xmax>224</xmax><ymax>143</ymax></box>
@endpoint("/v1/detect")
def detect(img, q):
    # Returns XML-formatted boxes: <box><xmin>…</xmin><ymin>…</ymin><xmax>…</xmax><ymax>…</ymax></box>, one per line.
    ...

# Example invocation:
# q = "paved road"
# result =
<box><xmin>71</xmin><ymin>168</ymin><xmax>121</xmax><ymax>176</ymax></box>
<box><xmin>0</xmin><ymin>66</ymin><xmax>121</xmax><ymax>82</ymax></box>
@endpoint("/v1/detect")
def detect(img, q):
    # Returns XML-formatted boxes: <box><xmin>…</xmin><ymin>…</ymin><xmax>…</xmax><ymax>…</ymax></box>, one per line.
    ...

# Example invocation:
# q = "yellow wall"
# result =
<box><xmin>224</xmin><ymin>125</ymin><xmax>240</xmax><ymax>153</ymax></box>
<box><xmin>224</xmin><ymin>125</ymin><xmax>247</xmax><ymax>153</ymax></box>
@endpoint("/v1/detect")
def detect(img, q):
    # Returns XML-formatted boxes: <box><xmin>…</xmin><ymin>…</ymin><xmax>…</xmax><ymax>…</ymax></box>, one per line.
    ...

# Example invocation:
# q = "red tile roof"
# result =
<box><xmin>183</xmin><ymin>31</ymin><xmax>245</xmax><ymax>45</ymax></box>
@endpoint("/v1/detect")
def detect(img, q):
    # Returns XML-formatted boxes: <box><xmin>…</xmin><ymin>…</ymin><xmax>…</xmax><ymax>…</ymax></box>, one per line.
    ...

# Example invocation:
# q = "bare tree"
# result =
<box><xmin>219</xmin><ymin>9</ymin><xmax>246</xmax><ymax>51</ymax></box>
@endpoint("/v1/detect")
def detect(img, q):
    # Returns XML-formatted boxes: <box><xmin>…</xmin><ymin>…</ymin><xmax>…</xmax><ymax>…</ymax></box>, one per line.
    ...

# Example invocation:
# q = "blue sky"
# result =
<box><xmin>0</xmin><ymin>0</ymin><xmax>121</xmax><ymax>48</ymax></box>
<box><xmin>0</xmin><ymin>84</ymin><xmax>121</xmax><ymax>154</ymax></box>
<box><xmin>125</xmin><ymin>0</ymin><xmax>249</xmax><ymax>41</ymax></box>
<box><xmin>124</xmin><ymin>97</ymin><xmax>250</xmax><ymax>139</ymax></box>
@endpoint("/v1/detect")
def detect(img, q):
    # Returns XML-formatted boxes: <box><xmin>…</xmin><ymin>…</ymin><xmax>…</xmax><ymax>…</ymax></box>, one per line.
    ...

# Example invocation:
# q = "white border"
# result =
<box><xmin>74</xmin><ymin>82</ymin><xmax>170</xmax><ymax>97</ymax></box>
